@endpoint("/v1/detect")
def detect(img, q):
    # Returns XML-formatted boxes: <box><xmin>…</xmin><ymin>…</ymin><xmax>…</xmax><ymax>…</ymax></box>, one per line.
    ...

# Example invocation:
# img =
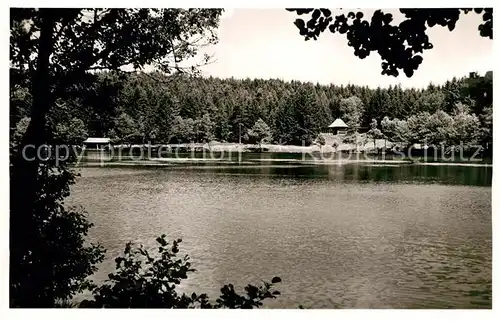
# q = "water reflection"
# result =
<box><xmin>69</xmin><ymin>162</ymin><xmax>492</xmax><ymax>308</ymax></box>
<box><xmin>124</xmin><ymin>163</ymin><xmax>491</xmax><ymax>187</ymax></box>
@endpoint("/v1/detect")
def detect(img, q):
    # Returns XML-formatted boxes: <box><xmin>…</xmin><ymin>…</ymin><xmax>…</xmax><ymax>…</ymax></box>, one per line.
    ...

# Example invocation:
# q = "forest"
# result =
<box><xmin>8</xmin><ymin>8</ymin><xmax>493</xmax><ymax>309</ymax></box>
<box><xmin>10</xmin><ymin>70</ymin><xmax>492</xmax><ymax>152</ymax></box>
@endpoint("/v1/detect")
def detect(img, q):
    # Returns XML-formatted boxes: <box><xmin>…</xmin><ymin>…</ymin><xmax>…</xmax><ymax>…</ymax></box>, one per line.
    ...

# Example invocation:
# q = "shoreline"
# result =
<box><xmin>91</xmin><ymin>141</ymin><xmax>492</xmax><ymax>158</ymax></box>
<box><xmin>75</xmin><ymin>157</ymin><xmax>492</xmax><ymax>168</ymax></box>
<box><xmin>77</xmin><ymin>143</ymin><xmax>492</xmax><ymax>168</ymax></box>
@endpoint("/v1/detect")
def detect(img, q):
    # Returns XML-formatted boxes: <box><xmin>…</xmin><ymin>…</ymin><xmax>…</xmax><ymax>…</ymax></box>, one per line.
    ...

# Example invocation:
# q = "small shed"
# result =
<box><xmin>83</xmin><ymin>137</ymin><xmax>111</xmax><ymax>150</ymax></box>
<box><xmin>411</xmin><ymin>143</ymin><xmax>429</xmax><ymax>150</ymax></box>
<box><xmin>328</xmin><ymin>118</ymin><xmax>348</xmax><ymax>135</ymax></box>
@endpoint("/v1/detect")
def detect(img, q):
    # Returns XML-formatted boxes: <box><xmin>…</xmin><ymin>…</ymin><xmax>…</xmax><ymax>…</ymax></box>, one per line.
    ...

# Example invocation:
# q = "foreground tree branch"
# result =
<box><xmin>286</xmin><ymin>8</ymin><xmax>493</xmax><ymax>77</ymax></box>
<box><xmin>9</xmin><ymin>8</ymin><xmax>223</xmax><ymax>307</ymax></box>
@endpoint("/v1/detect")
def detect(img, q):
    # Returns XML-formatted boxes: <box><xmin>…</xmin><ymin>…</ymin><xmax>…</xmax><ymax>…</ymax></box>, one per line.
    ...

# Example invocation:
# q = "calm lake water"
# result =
<box><xmin>69</xmin><ymin>153</ymin><xmax>492</xmax><ymax>308</ymax></box>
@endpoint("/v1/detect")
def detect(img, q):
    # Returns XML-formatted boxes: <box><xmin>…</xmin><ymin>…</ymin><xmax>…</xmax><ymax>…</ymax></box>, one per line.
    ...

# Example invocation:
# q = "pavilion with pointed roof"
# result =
<box><xmin>327</xmin><ymin>118</ymin><xmax>348</xmax><ymax>135</ymax></box>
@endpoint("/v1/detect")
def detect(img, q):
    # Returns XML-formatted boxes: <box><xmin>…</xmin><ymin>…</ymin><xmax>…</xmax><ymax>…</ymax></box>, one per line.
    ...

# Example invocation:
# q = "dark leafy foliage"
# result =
<box><xmin>80</xmin><ymin>235</ymin><xmax>281</xmax><ymax>308</ymax></box>
<box><xmin>10</xmin><ymin>8</ymin><xmax>223</xmax><ymax>308</ymax></box>
<box><xmin>286</xmin><ymin>8</ymin><xmax>493</xmax><ymax>77</ymax></box>
<box><xmin>10</xmin><ymin>131</ymin><xmax>106</xmax><ymax>307</ymax></box>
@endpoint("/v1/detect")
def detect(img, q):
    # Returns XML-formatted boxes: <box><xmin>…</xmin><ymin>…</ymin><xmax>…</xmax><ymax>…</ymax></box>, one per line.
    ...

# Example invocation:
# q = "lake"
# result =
<box><xmin>69</xmin><ymin>153</ymin><xmax>492</xmax><ymax>308</ymax></box>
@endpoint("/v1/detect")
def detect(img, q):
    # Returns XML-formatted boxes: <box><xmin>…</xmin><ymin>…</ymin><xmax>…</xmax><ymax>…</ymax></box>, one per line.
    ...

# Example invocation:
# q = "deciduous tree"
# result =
<box><xmin>366</xmin><ymin>119</ymin><xmax>383</xmax><ymax>150</ymax></box>
<box><xmin>10</xmin><ymin>8</ymin><xmax>223</xmax><ymax>307</ymax></box>
<box><xmin>339</xmin><ymin>96</ymin><xmax>364</xmax><ymax>134</ymax></box>
<box><xmin>248</xmin><ymin>118</ymin><xmax>273</xmax><ymax>147</ymax></box>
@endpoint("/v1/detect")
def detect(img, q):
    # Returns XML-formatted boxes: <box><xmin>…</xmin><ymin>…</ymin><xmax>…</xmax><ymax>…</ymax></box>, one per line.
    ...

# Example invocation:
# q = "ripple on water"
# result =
<box><xmin>68</xmin><ymin>166</ymin><xmax>491</xmax><ymax>308</ymax></box>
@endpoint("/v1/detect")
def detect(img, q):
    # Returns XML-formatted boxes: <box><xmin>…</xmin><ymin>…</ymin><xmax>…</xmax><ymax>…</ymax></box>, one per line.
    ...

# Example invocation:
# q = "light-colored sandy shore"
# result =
<box><xmin>113</xmin><ymin>140</ymin><xmax>387</xmax><ymax>154</ymax></box>
<box><xmin>414</xmin><ymin>162</ymin><xmax>492</xmax><ymax>167</ymax></box>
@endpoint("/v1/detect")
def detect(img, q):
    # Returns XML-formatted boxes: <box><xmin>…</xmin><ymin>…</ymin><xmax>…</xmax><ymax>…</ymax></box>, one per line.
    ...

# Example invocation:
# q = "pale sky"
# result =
<box><xmin>196</xmin><ymin>9</ymin><xmax>493</xmax><ymax>89</ymax></box>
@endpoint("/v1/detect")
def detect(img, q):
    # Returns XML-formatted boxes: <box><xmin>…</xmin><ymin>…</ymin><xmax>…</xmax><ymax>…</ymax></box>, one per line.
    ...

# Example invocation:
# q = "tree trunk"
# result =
<box><xmin>10</xmin><ymin>9</ymin><xmax>55</xmax><ymax>307</ymax></box>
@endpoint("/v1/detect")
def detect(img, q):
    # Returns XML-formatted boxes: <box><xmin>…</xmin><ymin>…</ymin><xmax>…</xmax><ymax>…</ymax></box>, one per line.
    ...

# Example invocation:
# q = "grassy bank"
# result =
<box><xmin>76</xmin><ymin>142</ymin><xmax>492</xmax><ymax>167</ymax></box>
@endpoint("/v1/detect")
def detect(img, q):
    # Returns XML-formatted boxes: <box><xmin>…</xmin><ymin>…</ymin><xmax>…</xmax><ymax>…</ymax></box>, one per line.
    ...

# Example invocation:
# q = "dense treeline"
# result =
<box><xmin>10</xmin><ymin>70</ymin><xmax>492</xmax><ymax>148</ymax></box>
